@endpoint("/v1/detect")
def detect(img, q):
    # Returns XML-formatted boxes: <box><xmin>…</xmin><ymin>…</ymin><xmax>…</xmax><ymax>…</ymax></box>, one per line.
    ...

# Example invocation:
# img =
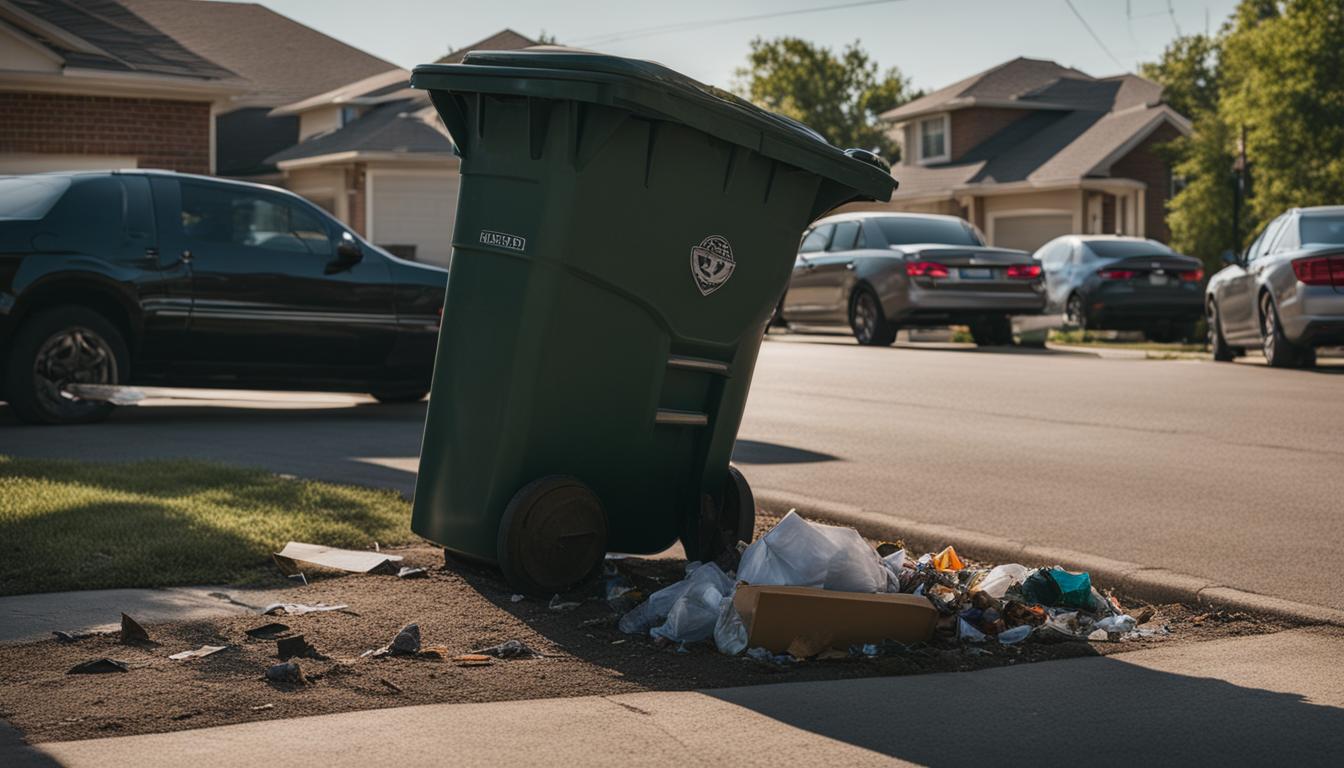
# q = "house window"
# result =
<box><xmin>917</xmin><ymin>114</ymin><xmax>949</xmax><ymax>164</ymax></box>
<box><xmin>340</xmin><ymin>106</ymin><xmax>361</xmax><ymax>127</ymax></box>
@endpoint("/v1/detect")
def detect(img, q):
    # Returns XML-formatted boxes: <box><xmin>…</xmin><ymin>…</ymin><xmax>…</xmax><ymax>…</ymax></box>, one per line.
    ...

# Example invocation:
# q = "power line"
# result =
<box><xmin>1167</xmin><ymin>0</ymin><xmax>1183</xmax><ymax>35</ymax></box>
<box><xmin>572</xmin><ymin>0</ymin><xmax>909</xmax><ymax>47</ymax></box>
<box><xmin>1063</xmin><ymin>0</ymin><xmax>1125</xmax><ymax>69</ymax></box>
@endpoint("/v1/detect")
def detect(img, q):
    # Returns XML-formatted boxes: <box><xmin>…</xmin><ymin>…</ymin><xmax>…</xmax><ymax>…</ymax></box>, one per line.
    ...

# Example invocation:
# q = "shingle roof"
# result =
<box><xmin>882</xmin><ymin>58</ymin><xmax>1091</xmax><ymax>122</ymax></box>
<box><xmin>264</xmin><ymin>97</ymin><xmax>453</xmax><ymax>165</ymax></box>
<box><xmin>436</xmin><ymin>29</ymin><xmax>539</xmax><ymax>64</ymax></box>
<box><xmin>120</xmin><ymin>0</ymin><xmax>397</xmax><ymax>106</ymax></box>
<box><xmin>9</xmin><ymin>0</ymin><xmax>236</xmax><ymax>79</ymax></box>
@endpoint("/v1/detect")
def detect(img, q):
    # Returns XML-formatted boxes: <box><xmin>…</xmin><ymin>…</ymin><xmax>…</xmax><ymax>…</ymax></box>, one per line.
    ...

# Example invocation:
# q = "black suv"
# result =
<box><xmin>0</xmin><ymin>171</ymin><xmax>448</xmax><ymax>425</ymax></box>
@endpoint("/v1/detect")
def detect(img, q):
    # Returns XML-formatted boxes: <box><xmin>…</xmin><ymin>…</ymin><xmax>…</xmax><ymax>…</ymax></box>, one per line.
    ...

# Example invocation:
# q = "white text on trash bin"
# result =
<box><xmin>479</xmin><ymin>230</ymin><xmax>527</xmax><ymax>252</ymax></box>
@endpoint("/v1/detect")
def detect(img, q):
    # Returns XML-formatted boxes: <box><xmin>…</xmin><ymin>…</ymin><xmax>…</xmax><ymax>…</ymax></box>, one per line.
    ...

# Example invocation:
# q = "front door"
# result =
<box><xmin>160</xmin><ymin>178</ymin><xmax>397</xmax><ymax>383</ymax></box>
<box><xmin>811</xmin><ymin>219</ymin><xmax>863</xmax><ymax>322</ymax></box>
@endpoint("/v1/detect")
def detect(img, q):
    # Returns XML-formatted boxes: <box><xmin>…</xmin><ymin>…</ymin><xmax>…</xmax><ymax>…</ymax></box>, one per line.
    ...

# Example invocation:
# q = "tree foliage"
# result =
<box><xmin>1148</xmin><ymin>0</ymin><xmax>1344</xmax><ymax>267</ymax></box>
<box><xmin>734</xmin><ymin>37</ymin><xmax>915</xmax><ymax>161</ymax></box>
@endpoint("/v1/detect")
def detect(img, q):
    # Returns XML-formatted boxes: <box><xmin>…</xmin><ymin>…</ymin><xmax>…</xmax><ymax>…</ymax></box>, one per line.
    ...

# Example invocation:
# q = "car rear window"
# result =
<box><xmin>0</xmin><ymin>176</ymin><xmax>72</xmax><ymax>220</ymax></box>
<box><xmin>1300</xmin><ymin>214</ymin><xmax>1344</xmax><ymax>246</ymax></box>
<box><xmin>875</xmin><ymin>216</ymin><xmax>981</xmax><ymax>246</ymax></box>
<box><xmin>1085</xmin><ymin>240</ymin><xmax>1173</xmax><ymax>259</ymax></box>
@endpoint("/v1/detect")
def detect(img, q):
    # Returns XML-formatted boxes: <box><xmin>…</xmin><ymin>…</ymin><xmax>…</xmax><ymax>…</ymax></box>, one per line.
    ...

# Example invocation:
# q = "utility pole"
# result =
<box><xmin>1232</xmin><ymin>124</ymin><xmax>1247</xmax><ymax>252</ymax></box>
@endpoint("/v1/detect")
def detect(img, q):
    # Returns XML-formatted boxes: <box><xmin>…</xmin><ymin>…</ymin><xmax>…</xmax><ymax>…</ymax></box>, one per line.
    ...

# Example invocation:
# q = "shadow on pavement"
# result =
<box><xmin>0</xmin><ymin>719</ymin><xmax>59</xmax><ymax>768</ymax></box>
<box><xmin>732</xmin><ymin>439</ymin><xmax>838</xmax><ymax>465</ymax></box>
<box><xmin>705</xmin><ymin>655</ymin><xmax>1344</xmax><ymax>765</ymax></box>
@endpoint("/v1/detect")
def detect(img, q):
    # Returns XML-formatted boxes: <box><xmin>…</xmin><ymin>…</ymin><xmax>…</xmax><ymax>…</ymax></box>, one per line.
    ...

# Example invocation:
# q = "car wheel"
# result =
<box><xmin>370</xmin><ymin>390</ymin><xmax>428</xmax><ymax>404</ymax></box>
<box><xmin>4</xmin><ymin>306</ymin><xmax>128</xmax><ymax>425</ymax></box>
<box><xmin>849</xmin><ymin>287</ymin><xmax>896</xmax><ymax>346</ymax></box>
<box><xmin>1208</xmin><ymin>301</ymin><xmax>1237</xmax><ymax>361</ymax></box>
<box><xmin>1065</xmin><ymin>293</ymin><xmax>1087</xmax><ymax>332</ymax></box>
<box><xmin>970</xmin><ymin>316</ymin><xmax>1013</xmax><ymax>346</ymax></box>
<box><xmin>1260</xmin><ymin>293</ymin><xmax>1308</xmax><ymax>368</ymax></box>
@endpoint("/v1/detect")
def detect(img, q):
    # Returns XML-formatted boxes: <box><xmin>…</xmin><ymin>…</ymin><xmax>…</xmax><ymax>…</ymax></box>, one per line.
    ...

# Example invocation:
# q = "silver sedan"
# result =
<box><xmin>778</xmin><ymin>212</ymin><xmax>1046</xmax><ymax>346</ymax></box>
<box><xmin>1206</xmin><ymin>206</ymin><xmax>1344</xmax><ymax>368</ymax></box>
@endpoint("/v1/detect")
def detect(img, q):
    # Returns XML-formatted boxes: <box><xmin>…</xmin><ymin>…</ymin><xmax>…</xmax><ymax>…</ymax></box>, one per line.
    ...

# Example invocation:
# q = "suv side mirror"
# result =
<box><xmin>329</xmin><ymin>231</ymin><xmax>363</xmax><ymax>273</ymax></box>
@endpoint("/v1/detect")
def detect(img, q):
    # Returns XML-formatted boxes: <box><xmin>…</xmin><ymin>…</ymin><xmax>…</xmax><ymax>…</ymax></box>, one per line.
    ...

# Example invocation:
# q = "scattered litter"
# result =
<box><xmin>68</xmin><ymin>659</ymin><xmax>129</xmax><ymax>675</ymax></box>
<box><xmin>452</xmin><ymin>654</ymin><xmax>493</xmax><ymax>667</ymax></box>
<box><xmin>276</xmin><ymin>635</ymin><xmax>325</xmax><ymax>660</ymax></box>
<box><xmin>52</xmin><ymin>630</ymin><xmax>98</xmax><ymax>643</ymax></box>
<box><xmin>271</xmin><ymin>542</ymin><xmax>402</xmax><ymax>576</ymax></box>
<box><xmin>510</xmin><ymin>594</ymin><xmax>525</xmax><ymax>603</ymax></box>
<box><xmin>744</xmin><ymin>646</ymin><xmax>794</xmax><ymax>668</ymax></box>
<box><xmin>997</xmin><ymin>625</ymin><xmax>1033</xmax><ymax>645</ymax></box>
<box><xmin>390</xmin><ymin>624</ymin><xmax>421</xmax><ymax>655</ymax></box>
<box><xmin>120</xmin><ymin>613</ymin><xmax>150</xmax><ymax>644</ymax></box>
<box><xmin>473</xmin><ymin>639</ymin><xmax>536</xmax><ymax>659</ymax></box>
<box><xmin>396</xmin><ymin>566</ymin><xmax>428</xmax><ymax>579</ymax></box>
<box><xmin>931</xmin><ymin>546</ymin><xmax>965</xmax><ymax>572</ymax></box>
<box><xmin>262</xmin><ymin>602</ymin><xmax>348</xmax><ymax>616</ymax></box>
<box><xmin>265</xmin><ymin>662</ymin><xmax>305</xmax><ymax>684</ymax></box>
<box><xmin>244</xmin><ymin>623</ymin><xmax>290</xmax><ymax>639</ymax></box>
<box><xmin>380</xmin><ymin>678</ymin><xmax>402</xmax><ymax>693</ymax></box>
<box><xmin>548</xmin><ymin>594</ymin><xmax>581</xmax><ymax>612</ymax></box>
<box><xmin>250</xmin><ymin>704</ymin><xmax>274</xmax><ymax>712</ymax></box>
<box><xmin>611</xmin><ymin>639</ymin><xmax>626</xmax><ymax>645</ymax></box>
<box><xmin>287</xmin><ymin>573</ymin><xmax>309</xmax><ymax>586</ymax></box>
<box><xmin>1021</xmin><ymin>567</ymin><xmax>1093</xmax><ymax>609</ymax></box>
<box><xmin>169</xmin><ymin>645</ymin><xmax>227</xmax><ymax>661</ymax></box>
<box><xmin>419</xmin><ymin>645</ymin><xmax>450</xmax><ymax>660</ymax></box>
<box><xmin>958</xmin><ymin>617</ymin><xmax>987</xmax><ymax>643</ymax></box>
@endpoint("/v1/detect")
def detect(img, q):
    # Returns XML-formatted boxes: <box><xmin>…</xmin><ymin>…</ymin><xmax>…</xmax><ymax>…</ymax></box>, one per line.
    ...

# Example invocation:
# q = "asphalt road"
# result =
<box><xmin>3</xmin><ymin>338</ymin><xmax>1342</xmax><ymax>610</ymax></box>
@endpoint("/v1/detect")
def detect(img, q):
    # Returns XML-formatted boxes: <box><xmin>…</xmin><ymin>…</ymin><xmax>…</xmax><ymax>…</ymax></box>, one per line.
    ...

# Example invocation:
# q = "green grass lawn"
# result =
<box><xmin>1048</xmin><ymin>329</ymin><xmax>1210</xmax><ymax>354</ymax></box>
<box><xmin>0</xmin><ymin>456</ymin><xmax>415</xmax><ymax>596</ymax></box>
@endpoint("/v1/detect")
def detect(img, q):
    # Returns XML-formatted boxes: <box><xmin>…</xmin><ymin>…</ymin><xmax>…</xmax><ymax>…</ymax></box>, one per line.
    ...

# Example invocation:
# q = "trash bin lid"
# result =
<box><xmin>411</xmin><ymin>49</ymin><xmax>896</xmax><ymax>202</ymax></box>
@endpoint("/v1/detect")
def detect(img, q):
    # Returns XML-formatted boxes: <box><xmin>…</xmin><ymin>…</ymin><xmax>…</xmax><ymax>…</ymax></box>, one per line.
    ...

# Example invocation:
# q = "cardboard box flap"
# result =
<box><xmin>734</xmin><ymin>585</ymin><xmax>937</xmax><ymax>655</ymax></box>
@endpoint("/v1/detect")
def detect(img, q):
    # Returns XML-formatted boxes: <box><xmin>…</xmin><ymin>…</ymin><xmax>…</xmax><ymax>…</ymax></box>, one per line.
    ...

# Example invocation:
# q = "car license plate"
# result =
<box><xmin>960</xmin><ymin>267</ymin><xmax>992</xmax><ymax>279</ymax></box>
<box><xmin>1149</xmin><ymin>273</ymin><xmax>1169</xmax><ymax>286</ymax></box>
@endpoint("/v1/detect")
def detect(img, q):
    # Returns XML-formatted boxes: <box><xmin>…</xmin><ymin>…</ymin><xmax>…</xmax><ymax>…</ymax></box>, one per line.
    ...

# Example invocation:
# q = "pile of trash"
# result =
<box><xmin>618</xmin><ymin>511</ymin><xmax>1161</xmax><ymax>658</ymax></box>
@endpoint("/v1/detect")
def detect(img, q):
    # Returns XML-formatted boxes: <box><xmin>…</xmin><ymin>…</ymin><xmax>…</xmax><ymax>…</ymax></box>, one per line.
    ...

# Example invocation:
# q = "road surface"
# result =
<box><xmin>3</xmin><ymin>338</ymin><xmax>1341</xmax><ymax>609</ymax></box>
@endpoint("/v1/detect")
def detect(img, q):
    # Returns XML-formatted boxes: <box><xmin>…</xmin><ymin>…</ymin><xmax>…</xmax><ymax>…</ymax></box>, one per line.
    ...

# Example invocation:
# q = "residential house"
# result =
<box><xmin>263</xmin><ymin>29</ymin><xmax>539</xmax><ymax>265</ymax></box>
<box><xmin>866</xmin><ymin>57</ymin><xmax>1191</xmax><ymax>252</ymax></box>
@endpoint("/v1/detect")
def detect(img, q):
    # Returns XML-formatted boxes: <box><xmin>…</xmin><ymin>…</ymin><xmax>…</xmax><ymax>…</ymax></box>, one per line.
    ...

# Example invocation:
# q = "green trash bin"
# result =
<box><xmin>409</xmin><ymin>50</ymin><xmax>896</xmax><ymax>594</ymax></box>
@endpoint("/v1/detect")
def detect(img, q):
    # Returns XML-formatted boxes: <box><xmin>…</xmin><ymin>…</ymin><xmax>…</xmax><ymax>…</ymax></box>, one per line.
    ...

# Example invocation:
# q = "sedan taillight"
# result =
<box><xmin>906</xmin><ymin>261</ymin><xmax>949</xmax><ymax>278</ymax></box>
<box><xmin>1006</xmin><ymin>264</ymin><xmax>1042</xmax><ymax>279</ymax></box>
<box><xmin>1098</xmin><ymin>268</ymin><xmax>1136</xmax><ymax>280</ymax></box>
<box><xmin>1178</xmin><ymin>268</ymin><xmax>1204</xmax><ymax>282</ymax></box>
<box><xmin>1292</xmin><ymin>255</ymin><xmax>1344</xmax><ymax>285</ymax></box>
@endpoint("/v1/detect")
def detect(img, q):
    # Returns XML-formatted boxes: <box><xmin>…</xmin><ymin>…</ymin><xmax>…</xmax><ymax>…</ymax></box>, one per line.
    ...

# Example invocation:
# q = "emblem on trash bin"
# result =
<box><xmin>690</xmin><ymin>235</ymin><xmax>735</xmax><ymax>296</ymax></box>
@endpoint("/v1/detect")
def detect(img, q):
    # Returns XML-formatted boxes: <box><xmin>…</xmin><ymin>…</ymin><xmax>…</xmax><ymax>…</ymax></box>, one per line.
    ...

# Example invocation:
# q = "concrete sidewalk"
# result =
<box><xmin>0</xmin><ymin>586</ymin><xmax>292</xmax><ymax>644</ymax></box>
<box><xmin>6</xmin><ymin>626</ymin><xmax>1342</xmax><ymax>767</ymax></box>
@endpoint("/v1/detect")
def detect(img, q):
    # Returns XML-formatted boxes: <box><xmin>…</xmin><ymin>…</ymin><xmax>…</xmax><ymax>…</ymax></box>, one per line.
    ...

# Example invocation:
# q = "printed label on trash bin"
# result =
<box><xmin>478</xmin><ymin>230</ymin><xmax>527</xmax><ymax>252</ymax></box>
<box><xmin>690</xmin><ymin>235</ymin><xmax>735</xmax><ymax>296</ymax></box>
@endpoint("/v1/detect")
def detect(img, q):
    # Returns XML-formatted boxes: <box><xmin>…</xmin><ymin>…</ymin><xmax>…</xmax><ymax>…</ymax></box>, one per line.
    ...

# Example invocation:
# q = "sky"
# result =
<box><xmin>246</xmin><ymin>0</ymin><xmax>1241</xmax><ymax>92</ymax></box>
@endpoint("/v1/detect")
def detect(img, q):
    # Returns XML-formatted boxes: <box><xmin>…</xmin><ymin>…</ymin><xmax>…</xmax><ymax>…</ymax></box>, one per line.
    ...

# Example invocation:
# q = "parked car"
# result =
<box><xmin>0</xmin><ymin>171</ymin><xmax>448</xmax><ymax>425</ymax></box>
<box><xmin>1206</xmin><ymin>206</ymin><xmax>1344</xmax><ymax>368</ymax></box>
<box><xmin>1036</xmin><ymin>235</ymin><xmax>1204</xmax><ymax>341</ymax></box>
<box><xmin>777</xmin><ymin>212</ymin><xmax>1045</xmax><ymax>346</ymax></box>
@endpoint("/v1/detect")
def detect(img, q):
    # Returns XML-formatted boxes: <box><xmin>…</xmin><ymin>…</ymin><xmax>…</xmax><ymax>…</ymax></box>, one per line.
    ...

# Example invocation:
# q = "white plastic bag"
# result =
<box><xmin>618</xmin><ymin>562</ymin><xmax>707</xmax><ymax>635</ymax></box>
<box><xmin>648</xmin><ymin>561</ymin><xmax>735</xmax><ymax>643</ymax></box>
<box><xmin>712</xmin><ymin>595</ymin><xmax>748</xmax><ymax>655</ymax></box>
<box><xmin>973</xmin><ymin>563</ymin><xmax>1030</xmax><ymax>599</ymax></box>
<box><xmin>736</xmin><ymin>511</ymin><xmax>886</xmax><ymax>593</ymax></box>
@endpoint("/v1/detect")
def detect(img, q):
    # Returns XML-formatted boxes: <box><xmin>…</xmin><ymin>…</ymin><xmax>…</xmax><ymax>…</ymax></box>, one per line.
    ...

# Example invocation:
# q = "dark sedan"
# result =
<box><xmin>0</xmin><ymin>171</ymin><xmax>447</xmax><ymax>425</ymax></box>
<box><xmin>1036</xmin><ymin>235</ymin><xmax>1205</xmax><ymax>341</ymax></box>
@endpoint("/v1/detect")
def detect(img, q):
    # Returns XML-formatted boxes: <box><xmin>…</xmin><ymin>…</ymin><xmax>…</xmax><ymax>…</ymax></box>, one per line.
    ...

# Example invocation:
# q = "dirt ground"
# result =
<box><xmin>0</xmin><ymin>525</ymin><xmax>1303</xmax><ymax>744</ymax></box>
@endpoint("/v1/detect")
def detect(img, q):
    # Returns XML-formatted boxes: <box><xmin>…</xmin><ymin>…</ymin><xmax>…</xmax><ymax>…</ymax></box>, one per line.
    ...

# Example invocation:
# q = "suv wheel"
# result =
<box><xmin>1065</xmin><ymin>293</ymin><xmax>1087</xmax><ymax>332</ymax></box>
<box><xmin>5</xmin><ymin>306</ymin><xmax>128</xmax><ymax>425</ymax></box>
<box><xmin>1260</xmin><ymin>293</ymin><xmax>1310</xmax><ymax>368</ymax></box>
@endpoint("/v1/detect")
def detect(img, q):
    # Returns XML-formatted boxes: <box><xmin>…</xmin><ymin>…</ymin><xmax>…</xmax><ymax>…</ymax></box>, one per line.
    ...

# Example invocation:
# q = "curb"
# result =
<box><xmin>756</xmin><ymin>488</ymin><xmax>1344</xmax><ymax>628</ymax></box>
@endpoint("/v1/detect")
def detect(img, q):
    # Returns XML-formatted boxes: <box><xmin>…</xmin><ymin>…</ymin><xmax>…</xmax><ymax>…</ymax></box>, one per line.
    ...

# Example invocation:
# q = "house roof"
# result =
<box><xmin>268</xmin><ymin>68</ymin><xmax>413</xmax><ymax>117</ymax></box>
<box><xmin>5</xmin><ymin>0</ymin><xmax>236</xmax><ymax>80</ymax></box>
<box><xmin>436</xmin><ymin>29</ymin><xmax>539</xmax><ymax>64</ymax></box>
<box><xmin>881</xmin><ymin>57</ymin><xmax>1164</xmax><ymax>123</ymax></box>
<box><xmin>119</xmin><ymin>0</ymin><xmax>397</xmax><ymax>107</ymax></box>
<box><xmin>264</xmin><ymin>97</ymin><xmax>453</xmax><ymax>166</ymax></box>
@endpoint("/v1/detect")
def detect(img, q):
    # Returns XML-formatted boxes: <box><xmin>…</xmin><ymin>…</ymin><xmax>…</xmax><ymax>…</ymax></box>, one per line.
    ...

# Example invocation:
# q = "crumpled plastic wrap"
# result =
<box><xmin>736</xmin><ymin>511</ymin><xmax>887</xmax><ymax>593</ymax></box>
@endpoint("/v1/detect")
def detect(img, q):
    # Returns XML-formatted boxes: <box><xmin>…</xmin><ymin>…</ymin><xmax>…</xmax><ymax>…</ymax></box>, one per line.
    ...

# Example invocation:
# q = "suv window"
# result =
<box><xmin>1036</xmin><ymin>239</ymin><xmax>1068</xmax><ymax>266</ymax></box>
<box><xmin>1251</xmin><ymin>217</ymin><xmax>1286</xmax><ymax>262</ymax></box>
<box><xmin>799</xmin><ymin>224</ymin><xmax>833</xmax><ymax>253</ymax></box>
<box><xmin>41</xmin><ymin>176</ymin><xmax>124</xmax><ymax>254</ymax></box>
<box><xmin>180</xmin><ymin>182</ymin><xmax>333</xmax><ymax>256</ymax></box>
<box><xmin>0</xmin><ymin>175</ymin><xmax>71</xmax><ymax>220</ymax></box>
<box><xmin>828</xmin><ymin>221</ymin><xmax>861</xmax><ymax>251</ymax></box>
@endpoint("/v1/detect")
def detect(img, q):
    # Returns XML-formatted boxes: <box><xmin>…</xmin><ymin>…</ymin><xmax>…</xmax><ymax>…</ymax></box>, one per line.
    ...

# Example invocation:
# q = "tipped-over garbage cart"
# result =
<box><xmin>410</xmin><ymin>49</ymin><xmax>896</xmax><ymax>594</ymax></box>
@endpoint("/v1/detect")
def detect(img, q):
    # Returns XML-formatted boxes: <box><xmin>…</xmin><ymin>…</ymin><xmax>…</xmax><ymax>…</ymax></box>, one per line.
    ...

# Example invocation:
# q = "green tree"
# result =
<box><xmin>1152</xmin><ymin>0</ymin><xmax>1344</xmax><ymax>268</ymax></box>
<box><xmin>734</xmin><ymin>37</ymin><xmax>915</xmax><ymax>160</ymax></box>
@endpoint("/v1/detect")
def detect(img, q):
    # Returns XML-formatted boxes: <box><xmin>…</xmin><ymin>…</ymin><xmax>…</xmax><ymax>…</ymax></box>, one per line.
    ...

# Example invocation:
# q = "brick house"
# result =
<box><xmin>863</xmin><ymin>57</ymin><xmax>1191</xmax><ymax>252</ymax></box>
<box><xmin>0</xmin><ymin>0</ymin><xmax>243</xmax><ymax>174</ymax></box>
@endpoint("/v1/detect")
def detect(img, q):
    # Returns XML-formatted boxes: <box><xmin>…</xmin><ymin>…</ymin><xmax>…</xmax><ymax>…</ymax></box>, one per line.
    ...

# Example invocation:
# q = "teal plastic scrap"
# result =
<box><xmin>1021</xmin><ymin>567</ymin><xmax>1093</xmax><ymax>609</ymax></box>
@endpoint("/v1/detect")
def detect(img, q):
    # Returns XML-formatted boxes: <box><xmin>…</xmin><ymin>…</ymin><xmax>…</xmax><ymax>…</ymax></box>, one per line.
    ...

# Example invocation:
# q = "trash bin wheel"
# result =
<box><xmin>496</xmin><ymin>476</ymin><xmax>608</xmax><ymax>595</ymax></box>
<box><xmin>681</xmin><ymin>465</ymin><xmax>756</xmax><ymax>565</ymax></box>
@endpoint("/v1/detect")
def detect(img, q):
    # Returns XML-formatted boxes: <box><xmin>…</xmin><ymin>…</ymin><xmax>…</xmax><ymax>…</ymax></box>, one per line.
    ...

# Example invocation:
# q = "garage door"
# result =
<box><xmin>991</xmin><ymin>213</ymin><xmax>1073</xmax><ymax>253</ymax></box>
<box><xmin>369</xmin><ymin>171</ymin><xmax>459</xmax><ymax>266</ymax></box>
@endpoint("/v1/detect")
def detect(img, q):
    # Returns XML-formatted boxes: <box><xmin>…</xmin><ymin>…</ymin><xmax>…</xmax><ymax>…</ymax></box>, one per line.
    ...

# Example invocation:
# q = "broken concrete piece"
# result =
<box><xmin>261</xmin><ymin>603</ymin><xmax>348</xmax><ymax>616</ymax></box>
<box><xmin>271</xmin><ymin>542</ymin><xmax>401</xmax><ymax>576</ymax></box>
<box><xmin>276</xmin><ymin>635</ymin><xmax>322</xmax><ymax>660</ymax></box>
<box><xmin>52</xmin><ymin>630</ymin><xmax>98</xmax><ymax>643</ymax></box>
<box><xmin>169</xmin><ymin>645</ymin><xmax>227</xmax><ymax>661</ymax></box>
<box><xmin>265</xmin><ymin>662</ymin><xmax>305</xmax><ymax>684</ymax></box>
<box><xmin>390</xmin><ymin>624</ymin><xmax>421</xmax><ymax>655</ymax></box>
<box><xmin>120</xmin><ymin>613</ymin><xmax>150</xmax><ymax>644</ymax></box>
<box><xmin>68</xmin><ymin>658</ymin><xmax>129</xmax><ymax>674</ymax></box>
<box><xmin>244</xmin><ymin>622</ymin><xmax>290</xmax><ymax>639</ymax></box>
